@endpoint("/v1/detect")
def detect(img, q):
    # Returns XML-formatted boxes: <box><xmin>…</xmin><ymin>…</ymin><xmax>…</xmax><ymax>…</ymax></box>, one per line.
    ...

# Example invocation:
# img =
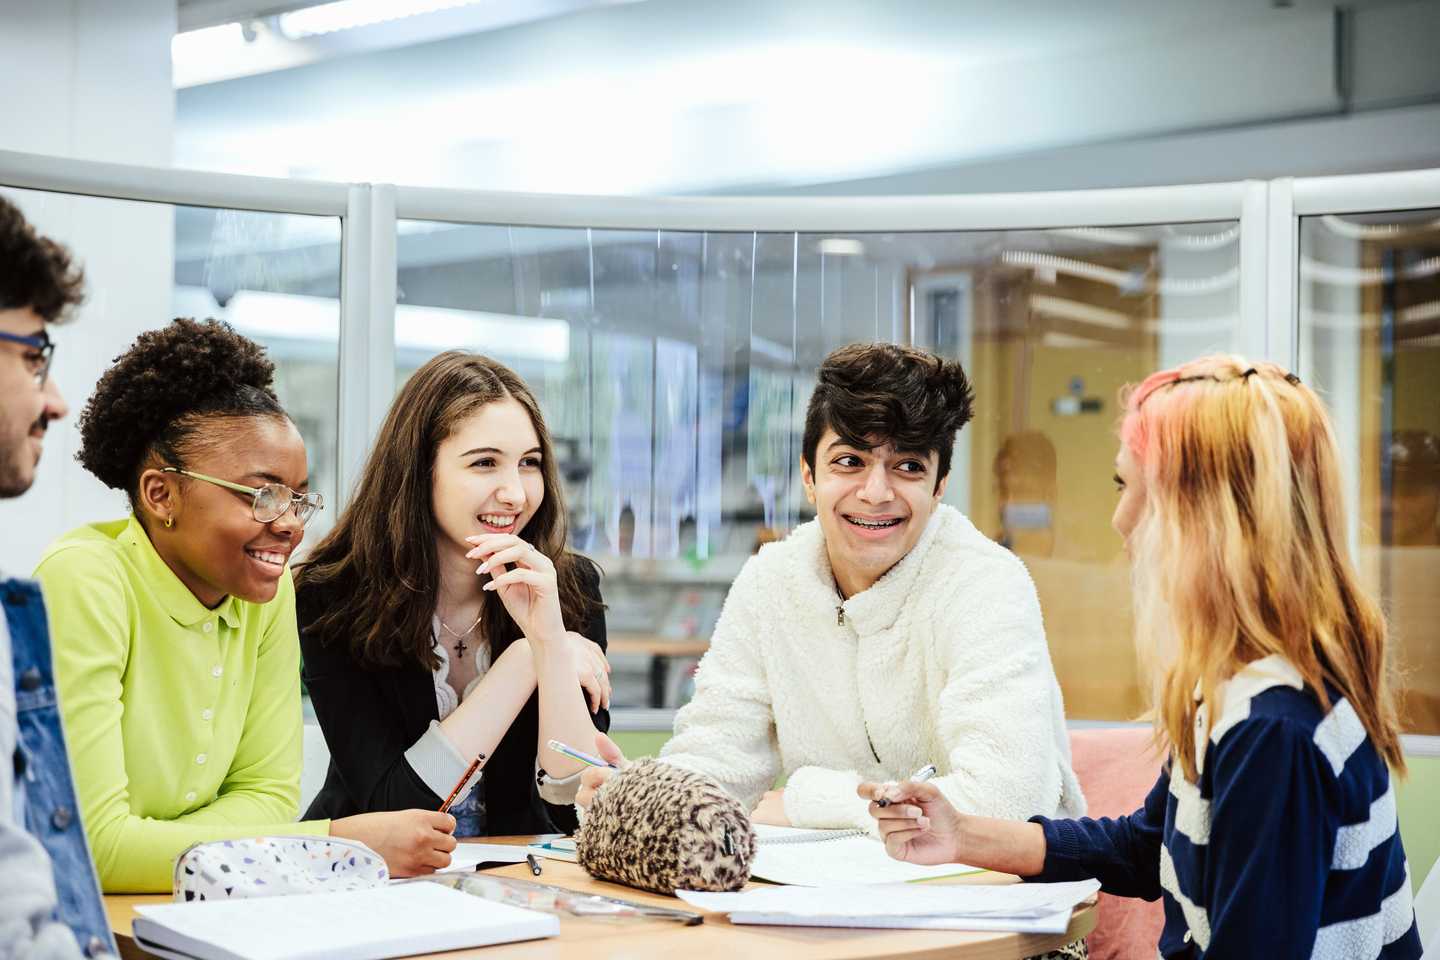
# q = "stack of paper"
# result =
<box><xmin>749</xmin><ymin>828</ymin><xmax>984</xmax><ymax>885</ymax></box>
<box><xmin>677</xmin><ymin>879</ymin><xmax>1101</xmax><ymax>935</ymax></box>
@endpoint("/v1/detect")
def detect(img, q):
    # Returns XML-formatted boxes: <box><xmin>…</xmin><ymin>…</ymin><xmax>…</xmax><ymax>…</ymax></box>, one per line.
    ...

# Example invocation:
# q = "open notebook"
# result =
<box><xmin>749</xmin><ymin>825</ymin><xmax>984</xmax><ymax>886</ymax></box>
<box><xmin>132</xmin><ymin>881</ymin><xmax>558</xmax><ymax>960</ymax></box>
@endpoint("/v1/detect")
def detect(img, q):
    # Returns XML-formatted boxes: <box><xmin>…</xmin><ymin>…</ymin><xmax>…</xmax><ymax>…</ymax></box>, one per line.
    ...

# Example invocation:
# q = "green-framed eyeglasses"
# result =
<box><xmin>161</xmin><ymin>468</ymin><xmax>324</xmax><ymax>528</ymax></box>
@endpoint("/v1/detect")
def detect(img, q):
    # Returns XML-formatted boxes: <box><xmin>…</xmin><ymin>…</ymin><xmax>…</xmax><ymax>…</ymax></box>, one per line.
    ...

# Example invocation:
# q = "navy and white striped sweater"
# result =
<box><xmin>1028</xmin><ymin>655</ymin><xmax>1421</xmax><ymax>959</ymax></box>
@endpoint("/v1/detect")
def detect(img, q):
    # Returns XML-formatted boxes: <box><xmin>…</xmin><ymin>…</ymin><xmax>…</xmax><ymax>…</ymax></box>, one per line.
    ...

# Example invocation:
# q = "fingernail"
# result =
<box><xmin>918</xmin><ymin>817</ymin><xmax>930</xmax><ymax>830</ymax></box>
<box><xmin>483</xmin><ymin>582</ymin><xmax>495</xmax><ymax>591</ymax></box>
<box><xmin>477</xmin><ymin>561</ymin><xmax>489</xmax><ymax>573</ymax></box>
<box><xmin>465</xmin><ymin>536</ymin><xmax>481</xmax><ymax>543</ymax></box>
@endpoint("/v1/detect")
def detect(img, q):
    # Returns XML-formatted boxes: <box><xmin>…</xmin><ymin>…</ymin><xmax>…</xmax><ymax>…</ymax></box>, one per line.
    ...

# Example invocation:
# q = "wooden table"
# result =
<box><xmin>606</xmin><ymin>636</ymin><xmax>710</xmax><ymax>657</ymax></box>
<box><xmin>106</xmin><ymin>837</ymin><xmax>1095</xmax><ymax>960</ymax></box>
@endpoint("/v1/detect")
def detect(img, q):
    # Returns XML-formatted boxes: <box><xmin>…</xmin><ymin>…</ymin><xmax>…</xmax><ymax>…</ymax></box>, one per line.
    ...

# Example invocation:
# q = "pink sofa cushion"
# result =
<box><xmin>1067</xmin><ymin>727</ymin><xmax>1167</xmax><ymax>960</ymax></box>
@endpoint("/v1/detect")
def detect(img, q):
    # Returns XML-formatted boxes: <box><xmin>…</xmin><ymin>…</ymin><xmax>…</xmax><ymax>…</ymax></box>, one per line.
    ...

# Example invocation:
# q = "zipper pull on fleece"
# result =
<box><xmin>837</xmin><ymin>605</ymin><xmax>844</xmax><ymax>625</ymax></box>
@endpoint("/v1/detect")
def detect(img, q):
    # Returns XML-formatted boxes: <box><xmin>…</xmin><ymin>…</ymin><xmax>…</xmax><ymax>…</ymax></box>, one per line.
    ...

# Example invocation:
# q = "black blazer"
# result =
<box><xmin>297</xmin><ymin>563</ymin><xmax>607</xmax><ymax>835</ymax></box>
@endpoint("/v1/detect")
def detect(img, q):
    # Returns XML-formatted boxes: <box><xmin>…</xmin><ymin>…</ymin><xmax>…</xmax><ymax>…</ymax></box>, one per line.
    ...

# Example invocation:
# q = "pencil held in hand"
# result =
<box><xmin>547</xmin><ymin>739</ymin><xmax>617</xmax><ymax>769</ymax></box>
<box><xmin>439</xmin><ymin>754</ymin><xmax>485</xmax><ymax>813</ymax></box>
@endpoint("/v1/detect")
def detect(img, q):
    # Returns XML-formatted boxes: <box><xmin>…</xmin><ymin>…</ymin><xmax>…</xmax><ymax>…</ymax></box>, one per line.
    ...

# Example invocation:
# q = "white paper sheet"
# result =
<box><xmin>436</xmin><ymin>844</ymin><xmax>532</xmax><ymax>874</ymax></box>
<box><xmin>725</xmin><ymin>907</ymin><xmax>1077</xmax><ymax>934</ymax></box>
<box><xmin>678</xmin><ymin>878</ymin><xmax>1100</xmax><ymax>920</ymax></box>
<box><xmin>750</xmin><ymin>824</ymin><xmax>855</xmax><ymax>841</ymax></box>
<box><xmin>749</xmin><ymin>833</ymin><xmax>984</xmax><ymax>885</ymax></box>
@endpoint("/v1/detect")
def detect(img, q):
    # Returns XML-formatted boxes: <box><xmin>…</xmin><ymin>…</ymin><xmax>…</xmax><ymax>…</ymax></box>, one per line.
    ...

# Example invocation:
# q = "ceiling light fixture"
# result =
<box><xmin>816</xmin><ymin>238</ymin><xmax>866</xmax><ymax>256</ymax></box>
<box><xmin>276</xmin><ymin>0</ymin><xmax>486</xmax><ymax>39</ymax></box>
<box><xmin>171</xmin><ymin>22</ymin><xmax>251</xmax><ymax>65</ymax></box>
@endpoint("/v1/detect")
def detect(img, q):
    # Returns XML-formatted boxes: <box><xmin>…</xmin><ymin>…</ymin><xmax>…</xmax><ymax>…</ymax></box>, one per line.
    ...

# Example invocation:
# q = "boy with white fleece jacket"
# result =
<box><xmin>660</xmin><ymin>500</ymin><xmax>1084</xmax><ymax>832</ymax></box>
<box><xmin>580</xmin><ymin>341</ymin><xmax>1085</xmax><ymax>836</ymax></box>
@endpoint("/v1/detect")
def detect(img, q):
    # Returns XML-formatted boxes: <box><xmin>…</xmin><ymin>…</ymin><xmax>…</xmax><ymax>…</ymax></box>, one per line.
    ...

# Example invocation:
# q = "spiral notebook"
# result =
<box><xmin>749</xmin><ymin>826</ymin><xmax>984</xmax><ymax>886</ymax></box>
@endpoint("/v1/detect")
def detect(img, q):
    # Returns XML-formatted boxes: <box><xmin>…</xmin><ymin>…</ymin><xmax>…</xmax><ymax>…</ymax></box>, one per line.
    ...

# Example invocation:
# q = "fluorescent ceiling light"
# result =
<box><xmin>816</xmin><ymin>239</ymin><xmax>866</xmax><ymax>257</ymax></box>
<box><xmin>174</xmin><ymin>287</ymin><xmax>340</xmax><ymax>341</ymax></box>
<box><xmin>276</xmin><ymin>0</ymin><xmax>486</xmax><ymax>38</ymax></box>
<box><xmin>172</xmin><ymin>22</ymin><xmax>249</xmax><ymax>65</ymax></box>
<box><xmin>173</xmin><ymin>286</ymin><xmax>569</xmax><ymax>363</ymax></box>
<box><xmin>396</xmin><ymin>304</ymin><xmax>569</xmax><ymax>363</ymax></box>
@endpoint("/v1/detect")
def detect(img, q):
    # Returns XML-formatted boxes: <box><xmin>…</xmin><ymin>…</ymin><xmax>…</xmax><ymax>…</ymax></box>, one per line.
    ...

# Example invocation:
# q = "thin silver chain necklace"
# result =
<box><xmin>438</xmin><ymin>613</ymin><xmax>482</xmax><ymax>657</ymax></box>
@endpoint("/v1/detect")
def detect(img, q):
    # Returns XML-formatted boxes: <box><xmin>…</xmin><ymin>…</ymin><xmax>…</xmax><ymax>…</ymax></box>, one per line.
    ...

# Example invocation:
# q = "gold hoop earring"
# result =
<box><xmin>164</xmin><ymin>517</ymin><xmax>173</xmax><ymax>529</ymax></box>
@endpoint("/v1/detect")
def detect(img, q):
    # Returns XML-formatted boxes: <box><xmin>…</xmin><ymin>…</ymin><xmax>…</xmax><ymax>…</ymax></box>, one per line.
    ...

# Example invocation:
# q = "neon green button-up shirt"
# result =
<box><xmin>34</xmin><ymin>516</ymin><xmax>329</xmax><ymax>892</ymax></box>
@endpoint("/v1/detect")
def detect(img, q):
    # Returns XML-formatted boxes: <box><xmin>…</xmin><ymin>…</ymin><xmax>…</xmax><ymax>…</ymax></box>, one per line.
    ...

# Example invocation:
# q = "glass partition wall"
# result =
<box><xmin>172</xmin><ymin>206</ymin><xmax>343</xmax><ymax>550</ymax></box>
<box><xmin>5</xmin><ymin>151</ymin><xmax>1437</xmax><ymax>744</ymax></box>
<box><xmin>395</xmin><ymin>219</ymin><xmax>1243</xmax><ymax>718</ymax></box>
<box><xmin>1300</xmin><ymin>208</ymin><xmax>1440</xmax><ymax>736</ymax></box>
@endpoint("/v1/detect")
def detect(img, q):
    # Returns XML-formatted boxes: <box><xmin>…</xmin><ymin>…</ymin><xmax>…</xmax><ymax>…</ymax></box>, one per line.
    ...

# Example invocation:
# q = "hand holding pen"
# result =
<box><xmin>858</xmin><ymin>766</ymin><xmax>966</xmax><ymax>867</ymax></box>
<box><xmin>876</xmin><ymin>763</ymin><xmax>936</xmax><ymax>807</ymax></box>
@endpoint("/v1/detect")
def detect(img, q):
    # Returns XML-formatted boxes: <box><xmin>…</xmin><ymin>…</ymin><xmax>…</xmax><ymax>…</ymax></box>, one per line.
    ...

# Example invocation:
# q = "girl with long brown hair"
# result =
<box><xmin>296</xmin><ymin>351</ymin><xmax>610</xmax><ymax>845</ymax></box>
<box><xmin>860</xmin><ymin>356</ymin><xmax>1422</xmax><ymax>959</ymax></box>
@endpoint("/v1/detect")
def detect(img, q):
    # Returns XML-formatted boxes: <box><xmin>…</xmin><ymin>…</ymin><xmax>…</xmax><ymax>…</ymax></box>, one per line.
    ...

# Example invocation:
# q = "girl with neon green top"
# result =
<box><xmin>34</xmin><ymin>319</ymin><xmax>456</xmax><ymax>892</ymax></box>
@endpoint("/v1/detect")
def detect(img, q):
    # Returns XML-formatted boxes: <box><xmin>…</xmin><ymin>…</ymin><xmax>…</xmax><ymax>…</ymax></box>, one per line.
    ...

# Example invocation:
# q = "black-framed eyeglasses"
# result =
<box><xmin>0</xmin><ymin>331</ymin><xmax>55</xmax><ymax>387</ymax></box>
<box><xmin>161</xmin><ymin>468</ymin><xmax>324</xmax><ymax>528</ymax></box>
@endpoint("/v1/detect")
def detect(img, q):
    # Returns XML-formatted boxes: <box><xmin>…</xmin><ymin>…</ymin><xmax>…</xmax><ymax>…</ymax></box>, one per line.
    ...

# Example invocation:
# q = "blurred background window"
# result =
<box><xmin>172</xmin><ymin>207</ymin><xmax>343</xmax><ymax>551</ymax></box>
<box><xmin>1300</xmin><ymin>209</ymin><xmax>1440</xmax><ymax>736</ymax></box>
<box><xmin>393</xmin><ymin>219</ymin><xmax>1242</xmax><ymax>719</ymax></box>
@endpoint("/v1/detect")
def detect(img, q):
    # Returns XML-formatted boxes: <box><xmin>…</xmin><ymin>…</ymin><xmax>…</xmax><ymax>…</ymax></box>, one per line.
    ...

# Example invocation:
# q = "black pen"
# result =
<box><xmin>877</xmin><ymin>763</ymin><xmax>937</xmax><ymax>807</ymax></box>
<box><xmin>526</xmin><ymin>853</ymin><xmax>543</xmax><ymax>876</ymax></box>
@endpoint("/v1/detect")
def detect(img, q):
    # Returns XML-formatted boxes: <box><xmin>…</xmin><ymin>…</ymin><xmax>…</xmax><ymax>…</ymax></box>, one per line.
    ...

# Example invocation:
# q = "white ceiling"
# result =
<box><xmin>173</xmin><ymin>0</ymin><xmax>1440</xmax><ymax>195</ymax></box>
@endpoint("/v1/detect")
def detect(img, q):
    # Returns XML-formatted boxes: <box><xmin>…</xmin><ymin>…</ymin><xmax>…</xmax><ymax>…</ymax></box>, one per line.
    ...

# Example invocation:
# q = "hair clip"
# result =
<box><xmin>1285</xmin><ymin>372</ymin><xmax>1301</xmax><ymax>385</ymax></box>
<box><xmin>1241</xmin><ymin>368</ymin><xmax>1258</xmax><ymax>378</ymax></box>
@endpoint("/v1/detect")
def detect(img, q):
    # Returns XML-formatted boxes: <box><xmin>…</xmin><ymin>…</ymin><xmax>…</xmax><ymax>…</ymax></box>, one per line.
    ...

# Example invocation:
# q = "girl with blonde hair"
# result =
<box><xmin>860</xmin><ymin>356</ymin><xmax>1422</xmax><ymax>959</ymax></box>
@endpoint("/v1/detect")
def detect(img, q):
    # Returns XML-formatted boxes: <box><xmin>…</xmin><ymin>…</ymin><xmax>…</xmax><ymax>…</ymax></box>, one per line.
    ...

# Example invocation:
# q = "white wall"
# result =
<box><xmin>768</xmin><ymin>101</ymin><xmax>1440</xmax><ymax>197</ymax></box>
<box><xmin>172</xmin><ymin>0</ymin><xmax>1440</xmax><ymax>197</ymax></box>
<box><xmin>0</xmin><ymin>0</ymin><xmax>176</xmax><ymax>574</ymax></box>
<box><xmin>174</xmin><ymin>2</ymin><xmax>1350</xmax><ymax>194</ymax></box>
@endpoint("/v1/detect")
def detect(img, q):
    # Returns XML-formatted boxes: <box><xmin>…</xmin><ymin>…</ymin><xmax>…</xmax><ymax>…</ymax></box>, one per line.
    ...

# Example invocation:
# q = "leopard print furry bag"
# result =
<box><xmin>575</xmin><ymin>758</ymin><xmax>755</xmax><ymax>895</ymax></box>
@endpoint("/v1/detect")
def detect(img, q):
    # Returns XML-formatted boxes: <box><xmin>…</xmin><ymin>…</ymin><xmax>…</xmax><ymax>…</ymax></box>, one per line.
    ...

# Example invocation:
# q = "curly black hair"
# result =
<box><xmin>75</xmin><ymin>318</ymin><xmax>289</xmax><ymax>503</ymax></box>
<box><xmin>801</xmin><ymin>341</ymin><xmax>975</xmax><ymax>490</ymax></box>
<box><xmin>0</xmin><ymin>194</ymin><xmax>85</xmax><ymax>322</ymax></box>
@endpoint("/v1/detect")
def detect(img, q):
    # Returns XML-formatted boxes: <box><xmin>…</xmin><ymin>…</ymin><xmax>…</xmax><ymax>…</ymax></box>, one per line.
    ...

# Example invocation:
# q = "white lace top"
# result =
<box><xmin>429</xmin><ymin>615</ymin><xmax>492</xmax><ymax>721</ymax></box>
<box><xmin>400</xmin><ymin>618</ymin><xmax>582</xmax><ymax>814</ymax></box>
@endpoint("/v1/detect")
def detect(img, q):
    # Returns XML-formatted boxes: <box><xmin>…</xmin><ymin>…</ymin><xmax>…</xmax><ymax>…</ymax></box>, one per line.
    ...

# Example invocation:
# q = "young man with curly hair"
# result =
<box><xmin>0</xmin><ymin>195</ymin><xmax>116</xmax><ymax>958</ymax></box>
<box><xmin>582</xmin><ymin>341</ymin><xmax>1084</xmax><ymax>831</ymax></box>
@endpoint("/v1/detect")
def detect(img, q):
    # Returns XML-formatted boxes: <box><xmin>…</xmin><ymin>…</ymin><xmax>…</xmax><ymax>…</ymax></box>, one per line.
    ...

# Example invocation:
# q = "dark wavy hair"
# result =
<box><xmin>801</xmin><ymin>341</ymin><xmax>975</xmax><ymax>490</ymax></box>
<box><xmin>295</xmin><ymin>351</ymin><xmax>601</xmax><ymax>671</ymax></box>
<box><xmin>75</xmin><ymin>318</ymin><xmax>288</xmax><ymax>510</ymax></box>
<box><xmin>0</xmin><ymin>195</ymin><xmax>85</xmax><ymax>322</ymax></box>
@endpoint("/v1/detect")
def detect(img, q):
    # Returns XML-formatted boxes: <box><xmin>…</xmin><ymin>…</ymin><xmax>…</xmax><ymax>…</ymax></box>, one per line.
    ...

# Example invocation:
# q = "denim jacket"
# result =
<box><xmin>1</xmin><ymin>577</ymin><xmax>115</xmax><ymax>958</ymax></box>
